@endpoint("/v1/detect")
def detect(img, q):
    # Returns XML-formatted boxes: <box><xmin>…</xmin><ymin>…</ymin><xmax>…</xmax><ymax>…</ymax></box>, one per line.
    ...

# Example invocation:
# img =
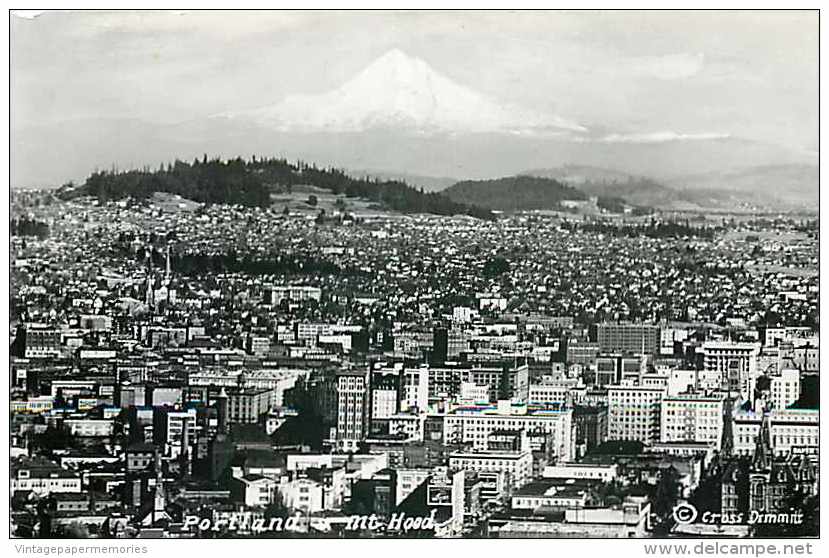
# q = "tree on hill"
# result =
<box><xmin>444</xmin><ymin>175</ymin><xmax>587</xmax><ymax>211</ymax></box>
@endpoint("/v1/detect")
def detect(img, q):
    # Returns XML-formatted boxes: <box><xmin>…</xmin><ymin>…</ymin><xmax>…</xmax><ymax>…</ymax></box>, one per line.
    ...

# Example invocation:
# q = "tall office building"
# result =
<box><xmin>768</xmin><ymin>369</ymin><xmax>800</xmax><ymax>411</ymax></box>
<box><xmin>698</xmin><ymin>341</ymin><xmax>761</xmax><ymax>400</ymax></box>
<box><xmin>401</xmin><ymin>366</ymin><xmax>429</xmax><ymax>412</ymax></box>
<box><xmin>596</xmin><ymin>323</ymin><xmax>660</xmax><ymax>355</ymax></box>
<box><xmin>333</xmin><ymin>369</ymin><xmax>369</xmax><ymax>452</ymax></box>
<box><xmin>607</xmin><ymin>385</ymin><xmax>665</xmax><ymax>444</ymax></box>
<box><xmin>660</xmin><ymin>392</ymin><xmax>725</xmax><ymax>449</ymax></box>
<box><xmin>369</xmin><ymin>367</ymin><xmax>401</xmax><ymax>433</ymax></box>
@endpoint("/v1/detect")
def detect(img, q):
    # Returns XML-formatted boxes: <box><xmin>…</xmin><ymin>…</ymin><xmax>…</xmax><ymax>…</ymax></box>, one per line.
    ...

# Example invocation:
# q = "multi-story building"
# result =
<box><xmin>511</xmin><ymin>481</ymin><xmax>590</xmax><ymax>511</ymax></box>
<box><xmin>333</xmin><ymin>369</ymin><xmax>369</xmax><ymax>452</ymax></box>
<box><xmin>607</xmin><ymin>385</ymin><xmax>665</xmax><ymax>444</ymax></box>
<box><xmin>780</xmin><ymin>343</ymin><xmax>819</xmax><ymax>373</ymax></box>
<box><xmin>596</xmin><ymin>323</ymin><xmax>659</xmax><ymax>355</ymax></box>
<box><xmin>369</xmin><ymin>368</ymin><xmax>400</xmax><ymax>432</ymax></box>
<box><xmin>566</xmin><ymin>340</ymin><xmax>600</xmax><ymax>365</ymax></box>
<box><xmin>449</xmin><ymin>449</ymin><xmax>532</xmax><ymax>490</ymax></box>
<box><xmin>721</xmin><ymin>415</ymin><xmax>819</xmax><ymax>521</ymax></box>
<box><xmin>230</xmin><ymin>474</ymin><xmax>279</xmax><ymax>507</ymax></box>
<box><xmin>732</xmin><ymin>408</ymin><xmax>818</xmax><ymax>457</ymax></box>
<box><xmin>189</xmin><ymin>369</ymin><xmax>301</xmax><ymax>408</ymax></box>
<box><xmin>448</xmin><ymin>431</ymin><xmax>533</xmax><ymax>489</ymax></box>
<box><xmin>295</xmin><ymin>323</ymin><xmax>361</xmax><ymax>347</ymax></box>
<box><xmin>388</xmin><ymin>412</ymin><xmax>426</xmax><ymax>441</ymax></box>
<box><xmin>23</xmin><ymin>326</ymin><xmax>63</xmax><ymax>359</ymax></box>
<box><xmin>698</xmin><ymin>341</ymin><xmax>761</xmax><ymax>399</ymax></box>
<box><xmin>267</xmin><ymin>285</ymin><xmax>321</xmax><ymax>306</ymax></box>
<box><xmin>426</xmin><ymin>361</ymin><xmax>529</xmax><ymax>403</ymax></box>
<box><xmin>64</xmin><ymin>419</ymin><xmax>114</xmax><ymax>438</ymax></box>
<box><xmin>573</xmin><ymin>404</ymin><xmax>608</xmax><ymax>451</ymax></box>
<box><xmin>395</xmin><ymin>468</ymin><xmax>431</xmax><ymax>506</ymax></box>
<box><xmin>768</xmin><ymin>369</ymin><xmax>800</xmax><ymax>411</ymax></box>
<box><xmin>225</xmin><ymin>387</ymin><xmax>273</xmax><ymax>425</ymax></box>
<box><xmin>153</xmin><ymin>408</ymin><xmax>197</xmax><ymax>458</ymax></box>
<box><xmin>595</xmin><ymin>354</ymin><xmax>643</xmax><ymax>386</ymax></box>
<box><xmin>432</xmin><ymin>327</ymin><xmax>472</xmax><ymax>362</ymax></box>
<box><xmin>401</xmin><ymin>366</ymin><xmax>429</xmax><ymax>412</ymax></box>
<box><xmin>245</xmin><ymin>335</ymin><xmax>271</xmax><ymax>357</ymax></box>
<box><xmin>542</xmin><ymin>462</ymin><xmax>619</xmax><ymax>483</ymax></box>
<box><xmin>11</xmin><ymin>459</ymin><xmax>82</xmax><ymax>496</ymax></box>
<box><xmin>443</xmin><ymin>404</ymin><xmax>574</xmax><ymax>461</ymax></box>
<box><xmin>660</xmin><ymin>392</ymin><xmax>725</xmax><ymax>449</ymax></box>
<box><xmin>528</xmin><ymin>379</ymin><xmax>580</xmax><ymax>408</ymax></box>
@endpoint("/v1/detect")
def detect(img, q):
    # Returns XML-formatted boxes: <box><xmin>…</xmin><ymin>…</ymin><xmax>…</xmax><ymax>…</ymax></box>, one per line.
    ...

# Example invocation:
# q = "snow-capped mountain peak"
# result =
<box><xmin>225</xmin><ymin>49</ymin><xmax>585</xmax><ymax>136</ymax></box>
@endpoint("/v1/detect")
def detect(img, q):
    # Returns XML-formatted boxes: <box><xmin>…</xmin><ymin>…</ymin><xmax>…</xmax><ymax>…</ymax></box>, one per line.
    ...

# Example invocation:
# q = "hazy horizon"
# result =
<box><xmin>11</xmin><ymin>10</ymin><xmax>818</xmax><ymax>189</ymax></box>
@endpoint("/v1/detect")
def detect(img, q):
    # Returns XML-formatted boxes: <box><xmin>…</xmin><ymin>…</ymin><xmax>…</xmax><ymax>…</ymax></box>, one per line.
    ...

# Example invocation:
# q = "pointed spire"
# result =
<box><xmin>752</xmin><ymin>412</ymin><xmax>772</xmax><ymax>471</ymax></box>
<box><xmin>179</xmin><ymin>411</ymin><xmax>190</xmax><ymax>481</ymax></box>
<box><xmin>153</xmin><ymin>449</ymin><xmax>167</xmax><ymax>521</ymax></box>
<box><xmin>145</xmin><ymin>248</ymin><xmax>155</xmax><ymax>309</ymax></box>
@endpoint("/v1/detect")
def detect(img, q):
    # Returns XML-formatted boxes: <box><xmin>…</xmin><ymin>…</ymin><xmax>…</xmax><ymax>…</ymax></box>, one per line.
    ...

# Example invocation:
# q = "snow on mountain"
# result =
<box><xmin>224</xmin><ymin>49</ymin><xmax>585</xmax><ymax>136</ymax></box>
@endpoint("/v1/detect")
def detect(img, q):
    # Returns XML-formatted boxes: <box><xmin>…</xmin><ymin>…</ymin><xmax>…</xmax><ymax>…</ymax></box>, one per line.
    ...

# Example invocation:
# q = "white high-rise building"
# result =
<box><xmin>768</xmin><ymin>369</ymin><xmax>800</xmax><ymax>411</ymax></box>
<box><xmin>698</xmin><ymin>341</ymin><xmax>760</xmax><ymax>399</ymax></box>
<box><xmin>660</xmin><ymin>392</ymin><xmax>725</xmax><ymax>449</ymax></box>
<box><xmin>443</xmin><ymin>406</ymin><xmax>574</xmax><ymax>461</ymax></box>
<box><xmin>607</xmin><ymin>385</ymin><xmax>666</xmax><ymax>444</ymax></box>
<box><xmin>333</xmin><ymin>370</ymin><xmax>368</xmax><ymax>452</ymax></box>
<box><xmin>401</xmin><ymin>366</ymin><xmax>429</xmax><ymax>412</ymax></box>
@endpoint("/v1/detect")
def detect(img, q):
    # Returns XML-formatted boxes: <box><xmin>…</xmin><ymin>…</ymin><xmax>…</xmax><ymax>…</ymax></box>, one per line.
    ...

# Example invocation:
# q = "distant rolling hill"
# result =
<box><xmin>524</xmin><ymin>165</ymin><xmax>677</xmax><ymax>208</ymax></box>
<box><xmin>525</xmin><ymin>163</ymin><xmax>818</xmax><ymax>212</ymax></box>
<box><xmin>665</xmin><ymin>164</ymin><xmax>818</xmax><ymax>210</ymax></box>
<box><xmin>443</xmin><ymin>175</ymin><xmax>587</xmax><ymax>211</ymax></box>
<box><xmin>347</xmin><ymin>169</ymin><xmax>457</xmax><ymax>192</ymax></box>
<box><xmin>58</xmin><ymin>156</ymin><xmax>494</xmax><ymax>219</ymax></box>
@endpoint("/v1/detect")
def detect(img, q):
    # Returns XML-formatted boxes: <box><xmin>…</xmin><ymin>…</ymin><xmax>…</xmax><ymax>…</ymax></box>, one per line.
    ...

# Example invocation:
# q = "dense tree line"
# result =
<box><xmin>155</xmin><ymin>250</ymin><xmax>366</xmax><ymax>278</ymax></box>
<box><xmin>596</xmin><ymin>196</ymin><xmax>626</xmax><ymax>214</ymax></box>
<box><xmin>10</xmin><ymin>217</ymin><xmax>49</xmax><ymax>239</ymax></box>
<box><xmin>573</xmin><ymin>219</ymin><xmax>718</xmax><ymax>240</ymax></box>
<box><xmin>444</xmin><ymin>174</ymin><xmax>587</xmax><ymax>211</ymax></box>
<box><xmin>60</xmin><ymin>157</ymin><xmax>271</xmax><ymax>207</ymax></box>
<box><xmin>59</xmin><ymin>155</ymin><xmax>493</xmax><ymax>218</ymax></box>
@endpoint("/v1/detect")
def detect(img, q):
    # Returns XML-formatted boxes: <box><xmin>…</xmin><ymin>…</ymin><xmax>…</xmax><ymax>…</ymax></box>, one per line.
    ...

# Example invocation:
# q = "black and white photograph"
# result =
<box><xmin>6</xmin><ymin>8</ymin><xmax>821</xmax><ymax>544</ymax></box>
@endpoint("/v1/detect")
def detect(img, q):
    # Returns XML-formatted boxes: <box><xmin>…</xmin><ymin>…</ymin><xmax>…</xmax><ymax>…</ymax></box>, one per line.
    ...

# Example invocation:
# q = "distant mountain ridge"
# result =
<box><xmin>524</xmin><ymin>165</ymin><xmax>677</xmax><ymax>207</ymax></box>
<box><xmin>221</xmin><ymin>49</ymin><xmax>584</xmax><ymax>136</ymax></box>
<box><xmin>347</xmin><ymin>169</ymin><xmax>457</xmax><ymax>192</ymax></box>
<box><xmin>525</xmin><ymin>163</ymin><xmax>818</xmax><ymax>211</ymax></box>
<box><xmin>524</xmin><ymin>164</ymin><xmax>637</xmax><ymax>185</ymax></box>
<box><xmin>665</xmin><ymin>164</ymin><xmax>818</xmax><ymax>208</ymax></box>
<box><xmin>13</xmin><ymin>50</ymin><xmax>816</xmax><ymax>198</ymax></box>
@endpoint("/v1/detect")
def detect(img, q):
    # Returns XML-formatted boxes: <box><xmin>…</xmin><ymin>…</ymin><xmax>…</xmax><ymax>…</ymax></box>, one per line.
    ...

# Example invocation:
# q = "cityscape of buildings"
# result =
<box><xmin>8</xmin><ymin>189</ymin><xmax>819</xmax><ymax>539</ymax></box>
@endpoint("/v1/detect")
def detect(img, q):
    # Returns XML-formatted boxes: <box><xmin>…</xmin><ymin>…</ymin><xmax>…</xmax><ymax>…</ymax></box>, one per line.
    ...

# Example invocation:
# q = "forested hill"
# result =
<box><xmin>58</xmin><ymin>156</ymin><xmax>493</xmax><ymax>219</ymax></box>
<box><xmin>443</xmin><ymin>175</ymin><xmax>587</xmax><ymax>211</ymax></box>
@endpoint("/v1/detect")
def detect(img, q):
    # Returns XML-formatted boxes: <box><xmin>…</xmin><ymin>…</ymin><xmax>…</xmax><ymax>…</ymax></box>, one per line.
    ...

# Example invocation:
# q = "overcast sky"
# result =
<box><xmin>11</xmin><ymin>10</ymin><xmax>818</xmax><ymax>155</ymax></box>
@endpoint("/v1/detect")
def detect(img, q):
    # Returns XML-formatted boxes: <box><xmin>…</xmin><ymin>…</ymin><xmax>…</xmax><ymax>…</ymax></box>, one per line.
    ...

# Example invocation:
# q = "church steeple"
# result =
<box><xmin>152</xmin><ymin>450</ymin><xmax>167</xmax><ymax>522</ymax></box>
<box><xmin>178</xmin><ymin>412</ymin><xmax>190</xmax><ymax>481</ymax></box>
<box><xmin>144</xmin><ymin>248</ymin><xmax>155</xmax><ymax>309</ymax></box>
<box><xmin>164</xmin><ymin>244</ymin><xmax>172</xmax><ymax>284</ymax></box>
<box><xmin>752</xmin><ymin>412</ymin><xmax>773</xmax><ymax>471</ymax></box>
<box><xmin>720</xmin><ymin>395</ymin><xmax>735</xmax><ymax>458</ymax></box>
